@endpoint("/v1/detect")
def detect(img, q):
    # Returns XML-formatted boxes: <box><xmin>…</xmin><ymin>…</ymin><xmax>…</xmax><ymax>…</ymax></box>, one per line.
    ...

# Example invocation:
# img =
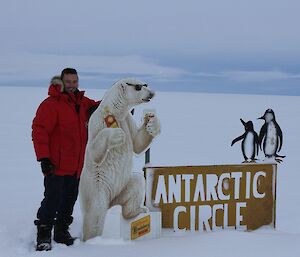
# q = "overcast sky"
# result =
<box><xmin>1</xmin><ymin>0</ymin><xmax>300</xmax><ymax>95</ymax></box>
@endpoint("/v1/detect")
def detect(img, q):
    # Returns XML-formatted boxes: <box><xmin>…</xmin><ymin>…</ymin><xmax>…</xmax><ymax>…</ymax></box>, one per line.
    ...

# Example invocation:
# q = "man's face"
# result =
<box><xmin>62</xmin><ymin>74</ymin><xmax>79</xmax><ymax>93</ymax></box>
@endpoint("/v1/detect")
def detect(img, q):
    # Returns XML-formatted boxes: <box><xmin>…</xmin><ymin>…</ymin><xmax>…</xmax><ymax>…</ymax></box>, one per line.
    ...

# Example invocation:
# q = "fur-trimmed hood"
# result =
<box><xmin>48</xmin><ymin>75</ymin><xmax>87</xmax><ymax>107</ymax></box>
<box><xmin>49</xmin><ymin>75</ymin><xmax>64</xmax><ymax>93</ymax></box>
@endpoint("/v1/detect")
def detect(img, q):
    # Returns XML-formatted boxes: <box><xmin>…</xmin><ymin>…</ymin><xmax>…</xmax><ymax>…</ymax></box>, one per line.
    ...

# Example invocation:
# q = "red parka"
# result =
<box><xmin>32</xmin><ymin>84</ymin><xmax>99</xmax><ymax>178</ymax></box>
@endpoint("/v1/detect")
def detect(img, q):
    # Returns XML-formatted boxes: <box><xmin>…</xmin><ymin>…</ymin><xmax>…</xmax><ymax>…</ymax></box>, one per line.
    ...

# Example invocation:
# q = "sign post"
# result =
<box><xmin>144</xmin><ymin>164</ymin><xmax>277</xmax><ymax>232</ymax></box>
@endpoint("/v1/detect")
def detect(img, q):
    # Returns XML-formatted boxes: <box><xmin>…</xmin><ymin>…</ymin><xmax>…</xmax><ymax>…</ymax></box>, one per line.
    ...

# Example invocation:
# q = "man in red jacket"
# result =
<box><xmin>32</xmin><ymin>68</ymin><xmax>99</xmax><ymax>251</ymax></box>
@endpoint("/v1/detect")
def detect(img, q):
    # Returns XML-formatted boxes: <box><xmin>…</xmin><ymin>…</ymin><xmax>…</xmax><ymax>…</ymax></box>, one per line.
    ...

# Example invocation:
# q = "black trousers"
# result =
<box><xmin>35</xmin><ymin>175</ymin><xmax>79</xmax><ymax>226</ymax></box>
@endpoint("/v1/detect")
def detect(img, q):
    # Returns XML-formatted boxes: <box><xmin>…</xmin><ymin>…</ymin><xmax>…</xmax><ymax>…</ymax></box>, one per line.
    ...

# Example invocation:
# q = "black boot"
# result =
<box><xmin>36</xmin><ymin>224</ymin><xmax>52</xmax><ymax>251</ymax></box>
<box><xmin>53</xmin><ymin>224</ymin><xmax>76</xmax><ymax>246</ymax></box>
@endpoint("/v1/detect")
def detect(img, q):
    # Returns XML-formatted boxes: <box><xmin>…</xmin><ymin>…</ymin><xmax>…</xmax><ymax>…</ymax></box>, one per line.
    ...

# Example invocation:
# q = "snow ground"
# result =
<box><xmin>0</xmin><ymin>86</ymin><xmax>299</xmax><ymax>257</ymax></box>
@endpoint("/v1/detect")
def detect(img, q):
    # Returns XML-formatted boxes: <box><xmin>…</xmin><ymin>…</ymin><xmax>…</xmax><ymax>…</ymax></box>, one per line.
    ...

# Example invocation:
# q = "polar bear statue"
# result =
<box><xmin>79</xmin><ymin>78</ymin><xmax>160</xmax><ymax>241</ymax></box>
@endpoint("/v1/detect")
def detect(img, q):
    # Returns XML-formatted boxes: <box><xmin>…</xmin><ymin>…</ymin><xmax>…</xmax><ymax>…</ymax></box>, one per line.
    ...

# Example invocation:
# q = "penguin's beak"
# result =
<box><xmin>240</xmin><ymin>119</ymin><xmax>246</xmax><ymax>125</ymax></box>
<box><xmin>257</xmin><ymin>116</ymin><xmax>264</xmax><ymax>120</ymax></box>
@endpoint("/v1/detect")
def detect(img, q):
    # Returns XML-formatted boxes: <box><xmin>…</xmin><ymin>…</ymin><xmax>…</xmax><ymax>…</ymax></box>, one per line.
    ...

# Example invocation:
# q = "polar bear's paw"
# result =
<box><xmin>134</xmin><ymin>206</ymin><xmax>149</xmax><ymax>215</ymax></box>
<box><xmin>145</xmin><ymin>116</ymin><xmax>161</xmax><ymax>137</ymax></box>
<box><xmin>123</xmin><ymin>206</ymin><xmax>149</xmax><ymax>219</ymax></box>
<box><xmin>139</xmin><ymin>206</ymin><xmax>149</xmax><ymax>213</ymax></box>
<box><xmin>108</xmin><ymin>128</ymin><xmax>126</xmax><ymax>148</ymax></box>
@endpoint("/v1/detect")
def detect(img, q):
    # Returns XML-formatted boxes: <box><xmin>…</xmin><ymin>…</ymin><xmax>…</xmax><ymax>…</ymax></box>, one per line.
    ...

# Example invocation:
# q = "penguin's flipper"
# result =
<box><xmin>258</xmin><ymin>124</ymin><xmax>267</xmax><ymax>150</ymax></box>
<box><xmin>231</xmin><ymin>134</ymin><xmax>245</xmax><ymax>146</ymax></box>
<box><xmin>275</xmin><ymin>122</ymin><xmax>283</xmax><ymax>152</ymax></box>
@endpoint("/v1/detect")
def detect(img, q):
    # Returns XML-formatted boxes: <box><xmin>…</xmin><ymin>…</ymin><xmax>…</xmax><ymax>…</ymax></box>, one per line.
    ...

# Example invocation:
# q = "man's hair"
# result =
<box><xmin>60</xmin><ymin>68</ymin><xmax>78</xmax><ymax>80</ymax></box>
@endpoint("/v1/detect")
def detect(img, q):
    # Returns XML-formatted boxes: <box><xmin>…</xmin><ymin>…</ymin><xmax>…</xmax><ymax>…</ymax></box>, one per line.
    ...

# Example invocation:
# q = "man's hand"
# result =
<box><xmin>39</xmin><ymin>158</ymin><xmax>56</xmax><ymax>176</ymax></box>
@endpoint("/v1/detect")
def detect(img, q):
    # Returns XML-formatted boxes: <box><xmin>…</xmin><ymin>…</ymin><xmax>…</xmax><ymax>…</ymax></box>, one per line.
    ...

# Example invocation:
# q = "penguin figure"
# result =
<box><xmin>258</xmin><ymin>108</ymin><xmax>285</xmax><ymax>163</ymax></box>
<box><xmin>231</xmin><ymin>119</ymin><xmax>259</xmax><ymax>163</ymax></box>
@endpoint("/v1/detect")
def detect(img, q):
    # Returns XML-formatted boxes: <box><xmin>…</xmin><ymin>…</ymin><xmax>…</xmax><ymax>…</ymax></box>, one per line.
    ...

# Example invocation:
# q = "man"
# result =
<box><xmin>32</xmin><ymin>68</ymin><xmax>99</xmax><ymax>251</ymax></box>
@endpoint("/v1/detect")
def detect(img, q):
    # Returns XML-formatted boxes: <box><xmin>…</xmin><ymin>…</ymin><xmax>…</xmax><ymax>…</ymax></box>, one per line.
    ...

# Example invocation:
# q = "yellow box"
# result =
<box><xmin>131</xmin><ymin>215</ymin><xmax>151</xmax><ymax>240</ymax></box>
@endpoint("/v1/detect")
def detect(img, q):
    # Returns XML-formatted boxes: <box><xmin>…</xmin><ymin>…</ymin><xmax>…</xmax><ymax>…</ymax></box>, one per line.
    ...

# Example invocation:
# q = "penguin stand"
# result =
<box><xmin>231</xmin><ymin>119</ymin><xmax>259</xmax><ymax>163</ymax></box>
<box><xmin>258</xmin><ymin>108</ymin><xmax>285</xmax><ymax>163</ymax></box>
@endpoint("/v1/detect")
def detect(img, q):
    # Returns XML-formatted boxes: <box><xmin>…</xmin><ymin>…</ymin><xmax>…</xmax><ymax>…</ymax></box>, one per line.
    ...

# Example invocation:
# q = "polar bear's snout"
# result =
<box><xmin>142</xmin><ymin>89</ymin><xmax>155</xmax><ymax>102</ymax></box>
<box><xmin>138</xmin><ymin>84</ymin><xmax>155</xmax><ymax>102</ymax></box>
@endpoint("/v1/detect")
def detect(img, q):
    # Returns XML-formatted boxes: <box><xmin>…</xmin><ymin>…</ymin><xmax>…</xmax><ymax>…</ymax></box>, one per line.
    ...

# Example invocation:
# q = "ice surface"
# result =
<box><xmin>0</xmin><ymin>86</ymin><xmax>299</xmax><ymax>257</ymax></box>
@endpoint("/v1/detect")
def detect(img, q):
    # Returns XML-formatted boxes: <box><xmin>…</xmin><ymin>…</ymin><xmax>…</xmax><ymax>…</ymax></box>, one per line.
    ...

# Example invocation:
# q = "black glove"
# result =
<box><xmin>39</xmin><ymin>158</ymin><xmax>56</xmax><ymax>176</ymax></box>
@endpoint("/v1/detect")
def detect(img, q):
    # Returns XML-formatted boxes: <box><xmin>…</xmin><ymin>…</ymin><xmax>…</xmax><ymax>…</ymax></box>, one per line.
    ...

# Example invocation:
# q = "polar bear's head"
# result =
<box><xmin>113</xmin><ymin>78</ymin><xmax>155</xmax><ymax>106</ymax></box>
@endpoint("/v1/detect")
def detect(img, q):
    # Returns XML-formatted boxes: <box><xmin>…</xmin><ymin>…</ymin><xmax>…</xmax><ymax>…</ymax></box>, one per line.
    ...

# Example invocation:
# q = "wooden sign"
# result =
<box><xmin>144</xmin><ymin>164</ymin><xmax>277</xmax><ymax>232</ymax></box>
